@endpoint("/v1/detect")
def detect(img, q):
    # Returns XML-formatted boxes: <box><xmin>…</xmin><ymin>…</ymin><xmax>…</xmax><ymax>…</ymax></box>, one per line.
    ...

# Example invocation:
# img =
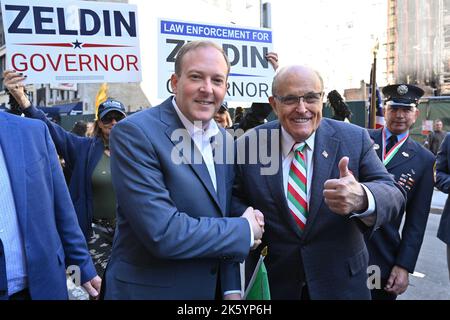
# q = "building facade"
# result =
<box><xmin>387</xmin><ymin>0</ymin><xmax>450</xmax><ymax>95</ymax></box>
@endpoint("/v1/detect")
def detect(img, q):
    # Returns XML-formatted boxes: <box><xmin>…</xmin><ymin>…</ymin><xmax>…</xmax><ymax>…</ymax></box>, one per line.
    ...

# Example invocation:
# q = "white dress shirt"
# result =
<box><xmin>172</xmin><ymin>99</ymin><xmax>219</xmax><ymax>191</ymax></box>
<box><xmin>0</xmin><ymin>145</ymin><xmax>28</xmax><ymax>296</ymax></box>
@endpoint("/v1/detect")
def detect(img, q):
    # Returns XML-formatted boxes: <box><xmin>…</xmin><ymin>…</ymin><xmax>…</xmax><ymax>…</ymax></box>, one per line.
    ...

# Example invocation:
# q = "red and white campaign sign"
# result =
<box><xmin>0</xmin><ymin>0</ymin><xmax>141</xmax><ymax>84</ymax></box>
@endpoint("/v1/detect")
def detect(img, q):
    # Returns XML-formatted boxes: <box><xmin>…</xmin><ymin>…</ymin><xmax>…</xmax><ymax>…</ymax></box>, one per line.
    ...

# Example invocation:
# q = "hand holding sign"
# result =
<box><xmin>3</xmin><ymin>70</ymin><xmax>31</xmax><ymax>109</ymax></box>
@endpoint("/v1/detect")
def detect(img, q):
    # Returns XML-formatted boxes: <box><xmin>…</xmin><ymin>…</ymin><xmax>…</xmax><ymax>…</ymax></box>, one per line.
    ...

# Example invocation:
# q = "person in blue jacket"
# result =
<box><xmin>3</xmin><ymin>70</ymin><xmax>127</xmax><ymax>276</ymax></box>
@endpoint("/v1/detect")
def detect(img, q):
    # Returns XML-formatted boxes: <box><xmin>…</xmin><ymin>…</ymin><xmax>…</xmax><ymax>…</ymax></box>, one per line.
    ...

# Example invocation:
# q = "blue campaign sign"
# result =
<box><xmin>158</xmin><ymin>19</ymin><xmax>274</xmax><ymax>103</ymax></box>
<box><xmin>160</xmin><ymin>20</ymin><xmax>271</xmax><ymax>43</ymax></box>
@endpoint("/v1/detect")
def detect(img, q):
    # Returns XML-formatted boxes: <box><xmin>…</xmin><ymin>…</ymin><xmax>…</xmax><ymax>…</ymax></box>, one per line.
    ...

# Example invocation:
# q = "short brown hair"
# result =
<box><xmin>174</xmin><ymin>40</ymin><xmax>230</xmax><ymax>76</ymax></box>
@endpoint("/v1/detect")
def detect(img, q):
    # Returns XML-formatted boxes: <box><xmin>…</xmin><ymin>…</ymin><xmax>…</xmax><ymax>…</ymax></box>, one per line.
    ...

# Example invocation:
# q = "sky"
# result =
<box><xmin>270</xmin><ymin>0</ymin><xmax>387</xmax><ymax>92</ymax></box>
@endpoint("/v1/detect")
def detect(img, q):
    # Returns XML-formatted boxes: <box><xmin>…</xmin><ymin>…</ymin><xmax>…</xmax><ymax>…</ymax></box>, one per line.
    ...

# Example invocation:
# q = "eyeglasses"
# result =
<box><xmin>274</xmin><ymin>92</ymin><xmax>323</xmax><ymax>106</ymax></box>
<box><xmin>101</xmin><ymin>112</ymin><xmax>125</xmax><ymax>124</ymax></box>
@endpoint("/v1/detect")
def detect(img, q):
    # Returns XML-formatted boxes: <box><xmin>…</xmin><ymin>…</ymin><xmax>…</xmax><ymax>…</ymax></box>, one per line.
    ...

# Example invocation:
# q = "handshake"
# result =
<box><xmin>242</xmin><ymin>207</ymin><xmax>265</xmax><ymax>250</ymax></box>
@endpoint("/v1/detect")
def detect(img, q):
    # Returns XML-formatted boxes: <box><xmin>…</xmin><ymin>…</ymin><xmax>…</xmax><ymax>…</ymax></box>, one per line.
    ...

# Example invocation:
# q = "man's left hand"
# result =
<box><xmin>323</xmin><ymin>157</ymin><xmax>368</xmax><ymax>215</ymax></box>
<box><xmin>385</xmin><ymin>265</ymin><xmax>409</xmax><ymax>295</ymax></box>
<box><xmin>82</xmin><ymin>275</ymin><xmax>102</xmax><ymax>300</ymax></box>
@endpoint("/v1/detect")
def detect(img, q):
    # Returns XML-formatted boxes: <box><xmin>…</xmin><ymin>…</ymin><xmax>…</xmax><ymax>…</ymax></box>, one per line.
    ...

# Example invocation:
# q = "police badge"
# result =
<box><xmin>397</xmin><ymin>84</ymin><xmax>409</xmax><ymax>95</ymax></box>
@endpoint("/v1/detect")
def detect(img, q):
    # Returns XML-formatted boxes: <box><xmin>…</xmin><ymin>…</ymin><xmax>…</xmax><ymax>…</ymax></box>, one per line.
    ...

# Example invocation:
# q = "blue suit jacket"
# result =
<box><xmin>0</xmin><ymin>112</ymin><xmax>96</xmax><ymax>300</ymax></box>
<box><xmin>23</xmin><ymin>106</ymin><xmax>105</xmax><ymax>240</ymax></box>
<box><xmin>104</xmin><ymin>98</ymin><xmax>251</xmax><ymax>299</ymax></box>
<box><xmin>232</xmin><ymin>119</ymin><xmax>406</xmax><ymax>300</ymax></box>
<box><xmin>436</xmin><ymin>133</ymin><xmax>450</xmax><ymax>244</ymax></box>
<box><xmin>367</xmin><ymin>129</ymin><xmax>434</xmax><ymax>279</ymax></box>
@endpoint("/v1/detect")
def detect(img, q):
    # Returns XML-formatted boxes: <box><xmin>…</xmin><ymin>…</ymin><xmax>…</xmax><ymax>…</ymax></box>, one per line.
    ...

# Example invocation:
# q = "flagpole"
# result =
<box><xmin>370</xmin><ymin>41</ymin><xmax>379</xmax><ymax>129</ymax></box>
<box><xmin>370</xmin><ymin>39</ymin><xmax>379</xmax><ymax>129</ymax></box>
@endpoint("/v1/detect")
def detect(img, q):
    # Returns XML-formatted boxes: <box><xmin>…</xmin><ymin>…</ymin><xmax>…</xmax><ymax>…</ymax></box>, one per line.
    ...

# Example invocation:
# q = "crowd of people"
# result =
<box><xmin>1</xmin><ymin>39</ymin><xmax>449</xmax><ymax>301</ymax></box>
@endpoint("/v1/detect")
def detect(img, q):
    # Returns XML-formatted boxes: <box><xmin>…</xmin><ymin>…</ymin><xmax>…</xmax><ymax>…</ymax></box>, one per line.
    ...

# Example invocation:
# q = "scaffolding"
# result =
<box><xmin>388</xmin><ymin>0</ymin><xmax>445</xmax><ymax>94</ymax></box>
<box><xmin>441</xmin><ymin>0</ymin><xmax>450</xmax><ymax>94</ymax></box>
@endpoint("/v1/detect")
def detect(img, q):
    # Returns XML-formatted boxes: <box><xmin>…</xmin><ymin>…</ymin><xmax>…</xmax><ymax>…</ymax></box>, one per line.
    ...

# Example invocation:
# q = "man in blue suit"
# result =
<box><xmin>367</xmin><ymin>84</ymin><xmax>435</xmax><ymax>300</ymax></box>
<box><xmin>232</xmin><ymin>65</ymin><xmax>406</xmax><ymax>299</ymax></box>
<box><xmin>0</xmin><ymin>110</ymin><xmax>101</xmax><ymax>300</ymax></box>
<box><xmin>103</xmin><ymin>41</ymin><xmax>264</xmax><ymax>300</ymax></box>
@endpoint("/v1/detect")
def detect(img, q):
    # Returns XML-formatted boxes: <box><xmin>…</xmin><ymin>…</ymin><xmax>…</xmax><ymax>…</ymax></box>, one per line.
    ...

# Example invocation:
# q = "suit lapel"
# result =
<box><xmin>370</xmin><ymin>129</ymin><xmax>383</xmax><ymax>160</ymax></box>
<box><xmin>262</xmin><ymin>122</ymin><xmax>303</xmax><ymax>239</ymax></box>
<box><xmin>160</xmin><ymin>99</ymin><xmax>221</xmax><ymax>211</ymax></box>
<box><xmin>302</xmin><ymin>120</ymin><xmax>339</xmax><ymax>239</ymax></box>
<box><xmin>213</xmin><ymin>130</ymin><xmax>228</xmax><ymax>214</ymax></box>
<box><xmin>0</xmin><ymin>114</ymin><xmax>27</xmax><ymax>236</ymax></box>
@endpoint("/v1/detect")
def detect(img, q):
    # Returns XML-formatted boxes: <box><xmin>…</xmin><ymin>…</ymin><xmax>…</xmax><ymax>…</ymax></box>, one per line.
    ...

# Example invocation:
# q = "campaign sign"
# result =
<box><xmin>158</xmin><ymin>19</ymin><xmax>274</xmax><ymax>103</ymax></box>
<box><xmin>1</xmin><ymin>0</ymin><xmax>142</xmax><ymax>83</ymax></box>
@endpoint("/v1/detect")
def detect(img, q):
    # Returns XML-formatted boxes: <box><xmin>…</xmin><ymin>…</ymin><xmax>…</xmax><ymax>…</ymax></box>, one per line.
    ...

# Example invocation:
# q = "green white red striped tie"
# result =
<box><xmin>287</xmin><ymin>143</ymin><xmax>308</xmax><ymax>230</ymax></box>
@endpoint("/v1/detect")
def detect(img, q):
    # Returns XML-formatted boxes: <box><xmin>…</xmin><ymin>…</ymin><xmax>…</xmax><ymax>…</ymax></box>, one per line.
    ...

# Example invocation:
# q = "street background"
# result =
<box><xmin>399</xmin><ymin>189</ymin><xmax>450</xmax><ymax>300</ymax></box>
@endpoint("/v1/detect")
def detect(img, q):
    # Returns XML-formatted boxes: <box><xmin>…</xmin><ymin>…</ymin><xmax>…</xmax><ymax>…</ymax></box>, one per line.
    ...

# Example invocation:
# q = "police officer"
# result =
<box><xmin>366</xmin><ymin>84</ymin><xmax>435</xmax><ymax>300</ymax></box>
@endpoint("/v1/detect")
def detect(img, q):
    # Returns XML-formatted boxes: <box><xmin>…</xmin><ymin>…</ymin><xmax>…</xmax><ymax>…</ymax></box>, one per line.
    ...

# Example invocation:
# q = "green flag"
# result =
<box><xmin>244</xmin><ymin>247</ymin><xmax>271</xmax><ymax>300</ymax></box>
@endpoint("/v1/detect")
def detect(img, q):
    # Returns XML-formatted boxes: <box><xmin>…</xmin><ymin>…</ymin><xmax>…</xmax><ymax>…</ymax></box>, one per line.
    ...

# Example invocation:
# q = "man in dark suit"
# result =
<box><xmin>0</xmin><ymin>111</ymin><xmax>100</xmax><ymax>300</ymax></box>
<box><xmin>232</xmin><ymin>65</ymin><xmax>406</xmax><ymax>300</ymax></box>
<box><xmin>366</xmin><ymin>84</ymin><xmax>434</xmax><ymax>300</ymax></box>
<box><xmin>103</xmin><ymin>40</ymin><xmax>264</xmax><ymax>300</ymax></box>
<box><xmin>433</xmin><ymin>131</ymin><xmax>450</xmax><ymax>281</ymax></box>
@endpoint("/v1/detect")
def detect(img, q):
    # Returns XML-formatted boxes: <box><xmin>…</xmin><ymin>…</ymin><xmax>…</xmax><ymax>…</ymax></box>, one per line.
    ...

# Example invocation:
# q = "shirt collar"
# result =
<box><xmin>172</xmin><ymin>97</ymin><xmax>219</xmax><ymax>140</ymax></box>
<box><xmin>384</xmin><ymin>127</ymin><xmax>408</xmax><ymax>142</ymax></box>
<box><xmin>281</xmin><ymin>126</ymin><xmax>316</xmax><ymax>158</ymax></box>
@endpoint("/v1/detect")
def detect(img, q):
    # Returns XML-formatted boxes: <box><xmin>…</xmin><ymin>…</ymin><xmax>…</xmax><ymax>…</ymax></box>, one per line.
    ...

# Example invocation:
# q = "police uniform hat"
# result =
<box><xmin>382</xmin><ymin>84</ymin><xmax>424</xmax><ymax>108</ymax></box>
<box><xmin>97</xmin><ymin>98</ymin><xmax>127</xmax><ymax>120</ymax></box>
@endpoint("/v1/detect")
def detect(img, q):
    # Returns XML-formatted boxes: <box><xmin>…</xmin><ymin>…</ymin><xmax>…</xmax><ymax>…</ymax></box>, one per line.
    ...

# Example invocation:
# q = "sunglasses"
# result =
<box><xmin>101</xmin><ymin>112</ymin><xmax>125</xmax><ymax>124</ymax></box>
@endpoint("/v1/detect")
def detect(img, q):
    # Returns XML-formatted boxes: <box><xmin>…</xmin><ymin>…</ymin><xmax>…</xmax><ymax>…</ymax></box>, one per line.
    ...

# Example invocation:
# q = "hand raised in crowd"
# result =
<box><xmin>384</xmin><ymin>265</ymin><xmax>409</xmax><ymax>295</ymax></box>
<box><xmin>3</xmin><ymin>70</ymin><xmax>31</xmax><ymax>108</ymax></box>
<box><xmin>266</xmin><ymin>52</ymin><xmax>279</xmax><ymax>71</ymax></box>
<box><xmin>82</xmin><ymin>275</ymin><xmax>102</xmax><ymax>300</ymax></box>
<box><xmin>323</xmin><ymin>156</ymin><xmax>368</xmax><ymax>215</ymax></box>
<box><xmin>242</xmin><ymin>206</ymin><xmax>265</xmax><ymax>250</ymax></box>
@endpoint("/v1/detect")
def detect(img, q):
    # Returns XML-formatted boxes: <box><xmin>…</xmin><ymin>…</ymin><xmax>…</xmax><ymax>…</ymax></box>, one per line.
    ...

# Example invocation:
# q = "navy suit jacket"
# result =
<box><xmin>367</xmin><ymin>129</ymin><xmax>434</xmax><ymax>279</ymax></box>
<box><xmin>104</xmin><ymin>98</ymin><xmax>251</xmax><ymax>299</ymax></box>
<box><xmin>436</xmin><ymin>133</ymin><xmax>450</xmax><ymax>245</ymax></box>
<box><xmin>0</xmin><ymin>112</ymin><xmax>96</xmax><ymax>300</ymax></box>
<box><xmin>232</xmin><ymin>118</ymin><xmax>406</xmax><ymax>300</ymax></box>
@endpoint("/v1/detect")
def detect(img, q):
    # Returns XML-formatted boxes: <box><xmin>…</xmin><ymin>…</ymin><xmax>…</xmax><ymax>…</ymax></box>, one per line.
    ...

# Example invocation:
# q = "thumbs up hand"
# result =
<box><xmin>338</xmin><ymin>156</ymin><xmax>350</xmax><ymax>177</ymax></box>
<box><xmin>323</xmin><ymin>157</ymin><xmax>368</xmax><ymax>215</ymax></box>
